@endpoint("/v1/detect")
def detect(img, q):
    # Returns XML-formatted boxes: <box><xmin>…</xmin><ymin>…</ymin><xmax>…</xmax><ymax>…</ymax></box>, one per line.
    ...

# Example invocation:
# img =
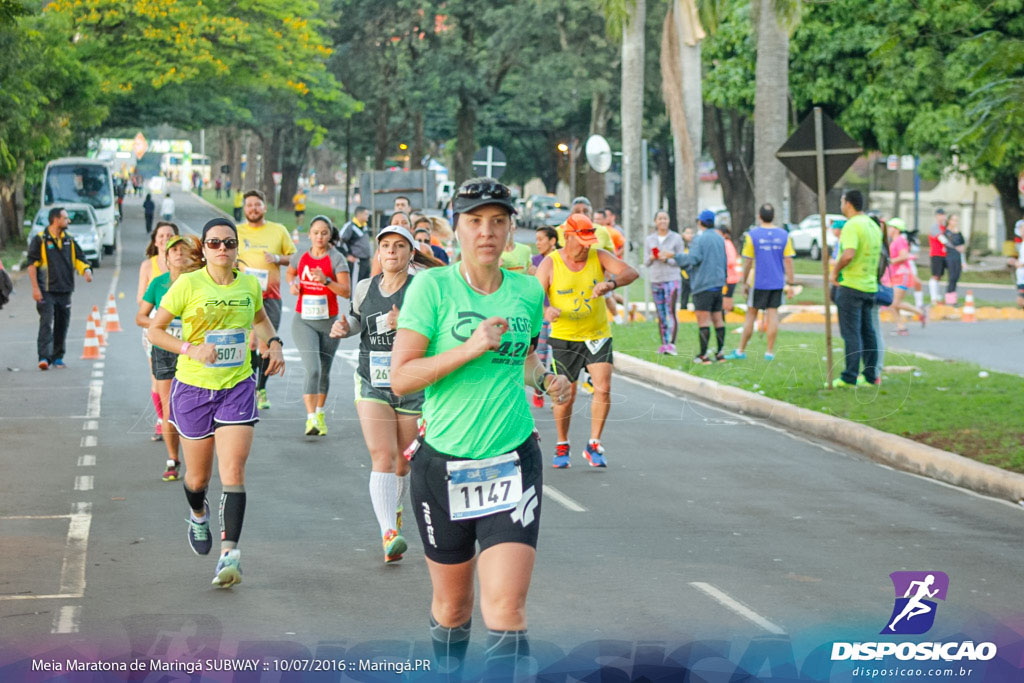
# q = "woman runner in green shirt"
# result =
<box><xmin>391</xmin><ymin>178</ymin><xmax>570</xmax><ymax>678</ymax></box>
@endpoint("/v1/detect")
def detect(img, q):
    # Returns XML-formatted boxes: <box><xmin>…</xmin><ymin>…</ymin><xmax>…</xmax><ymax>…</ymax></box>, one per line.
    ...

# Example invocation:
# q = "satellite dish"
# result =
<box><xmin>585</xmin><ymin>135</ymin><xmax>612</xmax><ymax>174</ymax></box>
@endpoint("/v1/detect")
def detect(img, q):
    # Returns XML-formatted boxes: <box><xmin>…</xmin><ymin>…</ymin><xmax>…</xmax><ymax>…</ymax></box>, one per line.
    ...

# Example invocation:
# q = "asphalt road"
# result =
<box><xmin>1</xmin><ymin>191</ymin><xmax>1022</xmax><ymax>679</ymax></box>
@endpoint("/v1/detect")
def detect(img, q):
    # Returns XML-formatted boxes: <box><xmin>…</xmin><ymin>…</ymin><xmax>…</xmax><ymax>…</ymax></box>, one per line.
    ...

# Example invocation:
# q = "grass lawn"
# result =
<box><xmin>1</xmin><ymin>239</ymin><xmax>28</xmax><ymax>270</ymax></box>
<box><xmin>199</xmin><ymin>192</ymin><xmax>349</xmax><ymax>232</ymax></box>
<box><xmin>612</xmin><ymin>320</ymin><xmax>1024</xmax><ymax>473</ymax></box>
<box><xmin>958</xmin><ymin>268</ymin><xmax>1019</xmax><ymax>285</ymax></box>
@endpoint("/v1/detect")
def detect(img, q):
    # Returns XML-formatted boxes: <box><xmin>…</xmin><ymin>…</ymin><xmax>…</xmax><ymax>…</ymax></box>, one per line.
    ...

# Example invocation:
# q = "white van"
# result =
<box><xmin>42</xmin><ymin>158</ymin><xmax>118</xmax><ymax>254</ymax></box>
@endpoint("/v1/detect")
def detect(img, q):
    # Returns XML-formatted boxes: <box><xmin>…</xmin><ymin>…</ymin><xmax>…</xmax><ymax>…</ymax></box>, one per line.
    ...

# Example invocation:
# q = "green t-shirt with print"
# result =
<box><xmin>838</xmin><ymin>214</ymin><xmax>882</xmax><ymax>293</ymax></box>
<box><xmin>397</xmin><ymin>265</ymin><xmax>544</xmax><ymax>459</ymax></box>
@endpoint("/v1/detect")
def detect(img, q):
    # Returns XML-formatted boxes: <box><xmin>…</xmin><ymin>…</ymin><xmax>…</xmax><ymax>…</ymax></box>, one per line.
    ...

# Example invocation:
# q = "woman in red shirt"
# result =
<box><xmin>287</xmin><ymin>216</ymin><xmax>352</xmax><ymax>435</ymax></box>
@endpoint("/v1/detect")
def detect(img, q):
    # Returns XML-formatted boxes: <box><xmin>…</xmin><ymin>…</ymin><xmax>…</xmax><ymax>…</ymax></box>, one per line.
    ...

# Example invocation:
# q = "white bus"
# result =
<box><xmin>160</xmin><ymin>153</ymin><xmax>211</xmax><ymax>185</ymax></box>
<box><xmin>42</xmin><ymin>157</ymin><xmax>118</xmax><ymax>254</ymax></box>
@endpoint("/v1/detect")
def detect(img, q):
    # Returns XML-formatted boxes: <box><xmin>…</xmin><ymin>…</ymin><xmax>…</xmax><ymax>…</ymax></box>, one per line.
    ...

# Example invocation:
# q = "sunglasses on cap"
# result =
<box><xmin>457</xmin><ymin>181</ymin><xmax>511</xmax><ymax>200</ymax></box>
<box><xmin>204</xmin><ymin>238</ymin><xmax>239</xmax><ymax>250</ymax></box>
<box><xmin>568</xmin><ymin>228</ymin><xmax>596</xmax><ymax>236</ymax></box>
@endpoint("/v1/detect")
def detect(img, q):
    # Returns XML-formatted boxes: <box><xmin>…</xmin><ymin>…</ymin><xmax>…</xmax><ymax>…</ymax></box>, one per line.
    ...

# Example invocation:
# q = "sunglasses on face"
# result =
<box><xmin>415</xmin><ymin>237</ymin><xmax>431</xmax><ymax>244</ymax></box>
<box><xmin>570</xmin><ymin>228</ymin><xmax>596</xmax><ymax>236</ymax></box>
<box><xmin>457</xmin><ymin>182</ymin><xmax>511</xmax><ymax>200</ymax></box>
<box><xmin>204</xmin><ymin>238</ymin><xmax>239</xmax><ymax>250</ymax></box>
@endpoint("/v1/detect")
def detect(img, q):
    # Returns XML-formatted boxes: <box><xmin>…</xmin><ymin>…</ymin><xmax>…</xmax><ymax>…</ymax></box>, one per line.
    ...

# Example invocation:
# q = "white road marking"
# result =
<box><xmin>80</xmin><ymin>435</ymin><xmax>97</xmax><ymax>448</ymax></box>
<box><xmin>51</xmin><ymin>605</ymin><xmax>81</xmax><ymax>634</ymax></box>
<box><xmin>73</xmin><ymin>476</ymin><xmax>94</xmax><ymax>491</ymax></box>
<box><xmin>77</xmin><ymin>455</ymin><xmax>96</xmax><ymax>467</ymax></box>
<box><xmin>0</xmin><ymin>504</ymin><xmax>91</xmax><ymax>602</ymax></box>
<box><xmin>93</xmin><ymin>362</ymin><xmax>104</xmax><ymax>369</ymax></box>
<box><xmin>82</xmin><ymin>421</ymin><xmax>98</xmax><ymax>431</ymax></box>
<box><xmin>544</xmin><ymin>485</ymin><xmax>586</xmax><ymax>512</ymax></box>
<box><xmin>86</xmin><ymin>384</ymin><xmax>102</xmax><ymax>418</ymax></box>
<box><xmin>690</xmin><ymin>582</ymin><xmax>786</xmax><ymax>635</ymax></box>
<box><xmin>58</xmin><ymin>502</ymin><xmax>91</xmax><ymax>596</ymax></box>
<box><xmin>91</xmin><ymin>371</ymin><xmax>103</xmax><ymax>379</ymax></box>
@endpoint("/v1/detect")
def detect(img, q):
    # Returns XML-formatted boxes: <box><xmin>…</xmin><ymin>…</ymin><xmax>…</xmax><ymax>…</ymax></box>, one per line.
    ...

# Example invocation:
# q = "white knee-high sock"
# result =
<box><xmin>928</xmin><ymin>278</ymin><xmax>940</xmax><ymax>303</ymax></box>
<box><xmin>369</xmin><ymin>472</ymin><xmax>398</xmax><ymax>536</ymax></box>
<box><xmin>395</xmin><ymin>473</ymin><xmax>408</xmax><ymax>508</ymax></box>
<box><xmin>913</xmin><ymin>290</ymin><xmax>924</xmax><ymax>308</ymax></box>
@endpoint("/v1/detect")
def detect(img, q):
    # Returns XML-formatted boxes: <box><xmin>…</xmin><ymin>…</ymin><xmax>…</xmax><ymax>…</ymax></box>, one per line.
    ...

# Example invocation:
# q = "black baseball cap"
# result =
<box><xmin>452</xmin><ymin>177</ymin><xmax>517</xmax><ymax>215</ymax></box>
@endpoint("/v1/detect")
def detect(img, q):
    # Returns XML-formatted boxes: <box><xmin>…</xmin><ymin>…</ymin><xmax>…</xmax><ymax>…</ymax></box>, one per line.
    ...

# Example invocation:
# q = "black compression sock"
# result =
<box><xmin>219</xmin><ymin>486</ymin><xmax>246</xmax><ymax>547</ymax></box>
<box><xmin>184</xmin><ymin>485</ymin><xmax>207</xmax><ymax>516</ymax></box>
<box><xmin>715</xmin><ymin>326</ymin><xmax>726</xmax><ymax>352</ymax></box>
<box><xmin>430</xmin><ymin>616</ymin><xmax>471</xmax><ymax>675</ymax></box>
<box><xmin>484</xmin><ymin>629</ymin><xmax>530</xmax><ymax>680</ymax></box>
<box><xmin>698</xmin><ymin>326</ymin><xmax>710</xmax><ymax>357</ymax></box>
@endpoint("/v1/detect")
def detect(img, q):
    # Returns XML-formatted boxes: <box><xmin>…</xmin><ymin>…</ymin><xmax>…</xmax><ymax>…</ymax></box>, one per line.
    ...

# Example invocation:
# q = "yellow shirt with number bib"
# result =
<box><xmin>159</xmin><ymin>268</ymin><xmax>263</xmax><ymax>390</ymax></box>
<box><xmin>236</xmin><ymin>221</ymin><xmax>296</xmax><ymax>300</ymax></box>
<box><xmin>546</xmin><ymin>249</ymin><xmax>611</xmax><ymax>342</ymax></box>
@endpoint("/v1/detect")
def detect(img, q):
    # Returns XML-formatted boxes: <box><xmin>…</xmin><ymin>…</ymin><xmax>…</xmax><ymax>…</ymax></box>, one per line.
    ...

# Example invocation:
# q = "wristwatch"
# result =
<box><xmin>267</xmin><ymin>336</ymin><xmax>284</xmax><ymax>347</ymax></box>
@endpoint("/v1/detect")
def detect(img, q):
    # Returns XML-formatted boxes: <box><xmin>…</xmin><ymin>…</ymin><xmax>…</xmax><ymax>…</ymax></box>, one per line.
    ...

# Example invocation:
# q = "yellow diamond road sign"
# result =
<box><xmin>132</xmin><ymin>133</ymin><xmax>148</xmax><ymax>160</ymax></box>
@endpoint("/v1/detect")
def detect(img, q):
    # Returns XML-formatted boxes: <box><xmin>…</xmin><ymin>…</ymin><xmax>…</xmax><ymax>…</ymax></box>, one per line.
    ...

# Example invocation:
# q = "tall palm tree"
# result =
<box><xmin>753</xmin><ymin>0</ymin><xmax>799</xmax><ymax>215</ymax></box>
<box><xmin>606</xmin><ymin>0</ymin><xmax>646</xmax><ymax>264</ymax></box>
<box><xmin>661</xmin><ymin>0</ymin><xmax>705</xmax><ymax>227</ymax></box>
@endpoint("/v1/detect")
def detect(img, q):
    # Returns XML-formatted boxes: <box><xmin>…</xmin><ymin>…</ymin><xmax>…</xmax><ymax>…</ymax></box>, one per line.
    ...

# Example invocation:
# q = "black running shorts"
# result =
<box><xmin>692</xmin><ymin>288</ymin><xmax>724</xmax><ymax>312</ymax></box>
<box><xmin>930</xmin><ymin>255</ymin><xmax>947</xmax><ymax>278</ymax></box>
<box><xmin>410</xmin><ymin>433</ymin><xmax>543</xmax><ymax>565</ymax></box>
<box><xmin>151</xmin><ymin>345</ymin><xmax>178</xmax><ymax>381</ymax></box>
<box><xmin>548</xmin><ymin>337</ymin><xmax>613</xmax><ymax>383</ymax></box>
<box><xmin>751</xmin><ymin>288</ymin><xmax>783</xmax><ymax>310</ymax></box>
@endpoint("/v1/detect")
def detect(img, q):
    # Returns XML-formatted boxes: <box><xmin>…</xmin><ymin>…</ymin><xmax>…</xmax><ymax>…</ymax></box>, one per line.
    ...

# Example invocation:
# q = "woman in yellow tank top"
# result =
<box><xmin>137</xmin><ymin>221</ymin><xmax>179</xmax><ymax>303</ymax></box>
<box><xmin>137</xmin><ymin>221</ymin><xmax>180</xmax><ymax>441</ymax></box>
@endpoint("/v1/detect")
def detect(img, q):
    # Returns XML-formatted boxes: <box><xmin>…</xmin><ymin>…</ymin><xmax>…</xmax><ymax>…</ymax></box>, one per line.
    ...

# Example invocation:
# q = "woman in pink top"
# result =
<box><xmin>886</xmin><ymin>222</ymin><xmax>927</xmax><ymax>334</ymax></box>
<box><xmin>717</xmin><ymin>224</ymin><xmax>743</xmax><ymax>313</ymax></box>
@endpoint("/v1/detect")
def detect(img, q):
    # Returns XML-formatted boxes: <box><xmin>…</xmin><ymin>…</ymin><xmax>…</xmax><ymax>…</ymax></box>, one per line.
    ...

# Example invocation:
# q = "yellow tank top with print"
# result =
<box><xmin>150</xmin><ymin>255</ymin><xmax>167</xmax><ymax>277</ymax></box>
<box><xmin>548</xmin><ymin>249</ymin><xmax>611</xmax><ymax>342</ymax></box>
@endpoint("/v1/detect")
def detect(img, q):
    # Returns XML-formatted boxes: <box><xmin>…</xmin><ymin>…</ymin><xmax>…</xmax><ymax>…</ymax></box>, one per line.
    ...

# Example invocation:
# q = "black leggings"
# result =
<box><xmin>946</xmin><ymin>255</ymin><xmax>962</xmax><ymax>294</ymax></box>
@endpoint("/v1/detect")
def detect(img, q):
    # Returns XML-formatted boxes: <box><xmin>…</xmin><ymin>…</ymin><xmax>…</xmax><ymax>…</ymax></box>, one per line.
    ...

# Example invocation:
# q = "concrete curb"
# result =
<box><xmin>613</xmin><ymin>351</ymin><xmax>1024</xmax><ymax>504</ymax></box>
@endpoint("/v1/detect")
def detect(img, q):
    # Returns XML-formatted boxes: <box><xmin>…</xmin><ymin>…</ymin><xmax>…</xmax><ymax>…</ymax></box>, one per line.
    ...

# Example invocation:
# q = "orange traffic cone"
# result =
<box><xmin>81</xmin><ymin>312</ymin><xmax>102</xmax><ymax>359</ymax></box>
<box><xmin>292</xmin><ymin>228</ymin><xmax>300</xmax><ymax>244</ymax></box>
<box><xmin>91</xmin><ymin>306</ymin><xmax>107</xmax><ymax>346</ymax></box>
<box><xmin>962</xmin><ymin>290</ymin><xmax>976</xmax><ymax>323</ymax></box>
<box><xmin>104</xmin><ymin>294</ymin><xmax>123</xmax><ymax>333</ymax></box>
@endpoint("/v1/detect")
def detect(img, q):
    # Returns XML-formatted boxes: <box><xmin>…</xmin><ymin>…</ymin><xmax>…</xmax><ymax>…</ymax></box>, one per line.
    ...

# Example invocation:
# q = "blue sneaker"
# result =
<box><xmin>552</xmin><ymin>442</ymin><xmax>571</xmax><ymax>469</ymax></box>
<box><xmin>212</xmin><ymin>549</ymin><xmax>242</xmax><ymax>588</ymax></box>
<box><xmin>724</xmin><ymin>350</ymin><xmax>746</xmax><ymax>360</ymax></box>
<box><xmin>52</xmin><ymin>358</ymin><xmax>67</xmax><ymax>368</ymax></box>
<box><xmin>187</xmin><ymin>501</ymin><xmax>212</xmax><ymax>556</ymax></box>
<box><xmin>763</xmin><ymin>353</ymin><xmax>775</xmax><ymax>361</ymax></box>
<box><xmin>583</xmin><ymin>441</ymin><xmax>607</xmax><ymax>467</ymax></box>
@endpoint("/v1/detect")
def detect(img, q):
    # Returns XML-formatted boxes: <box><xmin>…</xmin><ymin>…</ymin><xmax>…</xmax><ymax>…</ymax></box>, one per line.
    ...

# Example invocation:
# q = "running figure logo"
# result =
<box><xmin>881</xmin><ymin>571</ymin><xmax>949</xmax><ymax>635</ymax></box>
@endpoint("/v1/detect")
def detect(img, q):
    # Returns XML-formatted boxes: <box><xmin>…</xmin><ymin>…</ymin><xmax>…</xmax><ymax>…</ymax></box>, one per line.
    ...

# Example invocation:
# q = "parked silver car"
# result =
<box><xmin>789</xmin><ymin>213</ymin><xmax>844</xmax><ymax>261</ymax></box>
<box><xmin>29</xmin><ymin>204</ymin><xmax>103</xmax><ymax>268</ymax></box>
